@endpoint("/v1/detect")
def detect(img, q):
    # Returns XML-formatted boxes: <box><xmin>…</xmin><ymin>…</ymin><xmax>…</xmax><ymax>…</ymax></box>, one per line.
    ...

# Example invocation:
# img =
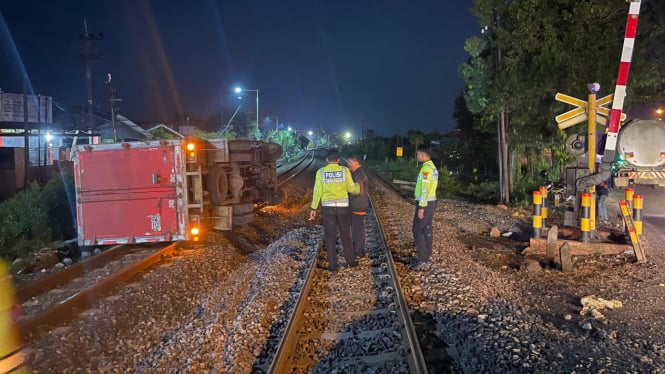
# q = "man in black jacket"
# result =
<box><xmin>348</xmin><ymin>155</ymin><xmax>369</xmax><ymax>259</ymax></box>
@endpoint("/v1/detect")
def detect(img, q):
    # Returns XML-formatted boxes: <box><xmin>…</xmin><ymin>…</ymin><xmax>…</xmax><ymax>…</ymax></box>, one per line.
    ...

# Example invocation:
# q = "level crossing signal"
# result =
<box><xmin>555</xmin><ymin>93</ymin><xmax>626</xmax><ymax>130</ymax></box>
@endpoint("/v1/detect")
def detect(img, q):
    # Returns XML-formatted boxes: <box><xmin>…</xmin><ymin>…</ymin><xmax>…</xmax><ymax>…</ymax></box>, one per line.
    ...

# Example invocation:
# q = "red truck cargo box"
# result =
<box><xmin>73</xmin><ymin>140</ymin><xmax>188</xmax><ymax>246</ymax></box>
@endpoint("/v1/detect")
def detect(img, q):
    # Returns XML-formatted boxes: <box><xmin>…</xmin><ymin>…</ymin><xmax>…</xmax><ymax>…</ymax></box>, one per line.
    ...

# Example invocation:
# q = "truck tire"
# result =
<box><xmin>207</xmin><ymin>165</ymin><xmax>228</xmax><ymax>205</ymax></box>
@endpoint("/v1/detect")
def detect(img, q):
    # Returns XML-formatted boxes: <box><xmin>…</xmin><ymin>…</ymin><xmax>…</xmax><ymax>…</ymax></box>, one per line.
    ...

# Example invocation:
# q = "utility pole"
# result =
<box><xmin>105</xmin><ymin>73</ymin><xmax>122</xmax><ymax>142</ymax></box>
<box><xmin>79</xmin><ymin>19</ymin><xmax>103</xmax><ymax>135</ymax></box>
<box><xmin>494</xmin><ymin>9</ymin><xmax>510</xmax><ymax>204</ymax></box>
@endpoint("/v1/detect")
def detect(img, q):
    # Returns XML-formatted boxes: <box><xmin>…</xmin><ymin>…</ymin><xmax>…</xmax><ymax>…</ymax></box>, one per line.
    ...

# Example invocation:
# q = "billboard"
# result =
<box><xmin>0</xmin><ymin>93</ymin><xmax>53</xmax><ymax>123</ymax></box>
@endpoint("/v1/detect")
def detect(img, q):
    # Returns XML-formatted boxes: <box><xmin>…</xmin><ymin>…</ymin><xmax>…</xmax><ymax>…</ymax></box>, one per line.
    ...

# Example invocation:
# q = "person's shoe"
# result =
<box><xmin>317</xmin><ymin>262</ymin><xmax>337</xmax><ymax>273</ymax></box>
<box><xmin>410</xmin><ymin>259</ymin><xmax>431</xmax><ymax>270</ymax></box>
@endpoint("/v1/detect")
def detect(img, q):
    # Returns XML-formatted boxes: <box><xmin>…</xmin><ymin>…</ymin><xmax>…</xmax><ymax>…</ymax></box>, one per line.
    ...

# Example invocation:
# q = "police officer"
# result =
<box><xmin>310</xmin><ymin>149</ymin><xmax>360</xmax><ymax>272</ymax></box>
<box><xmin>412</xmin><ymin>144</ymin><xmax>438</xmax><ymax>268</ymax></box>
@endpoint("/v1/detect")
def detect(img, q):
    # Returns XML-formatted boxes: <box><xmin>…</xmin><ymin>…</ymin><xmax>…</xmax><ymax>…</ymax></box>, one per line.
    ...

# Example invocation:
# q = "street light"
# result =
<box><xmin>657</xmin><ymin>107</ymin><xmax>663</xmax><ymax>121</ymax></box>
<box><xmin>234</xmin><ymin>86</ymin><xmax>259</xmax><ymax>130</ymax></box>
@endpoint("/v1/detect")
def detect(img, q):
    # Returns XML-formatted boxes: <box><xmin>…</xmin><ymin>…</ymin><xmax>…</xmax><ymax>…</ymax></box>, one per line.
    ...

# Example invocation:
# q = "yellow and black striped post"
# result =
<box><xmin>539</xmin><ymin>185</ymin><xmax>548</xmax><ymax>224</ymax></box>
<box><xmin>625</xmin><ymin>187</ymin><xmax>634</xmax><ymax>211</ymax></box>
<box><xmin>633</xmin><ymin>194</ymin><xmax>643</xmax><ymax>236</ymax></box>
<box><xmin>532</xmin><ymin>191</ymin><xmax>543</xmax><ymax>238</ymax></box>
<box><xmin>589</xmin><ymin>185</ymin><xmax>596</xmax><ymax>233</ymax></box>
<box><xmin>580</xmin><ymin>192</ymin><xmax>591</xmax><ymax>243</ymax></box>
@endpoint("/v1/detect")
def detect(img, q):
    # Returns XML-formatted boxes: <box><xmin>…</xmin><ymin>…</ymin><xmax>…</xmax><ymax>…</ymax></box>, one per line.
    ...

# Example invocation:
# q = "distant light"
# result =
<box><xmin>308</xmin><ymin>131</ymin><xmax>313</xmax><ymax>136</ymax></box>
<box><xmin>45</xmin><ymin>133</ymin><xmax>53</xmax><ymax>142</ymax></box>
<box><xmin>345</xmin><ymin>132</ymin><xmax>351</xmax><ymax>139</ymax></box>
<box><xmin>234</xmin><ymin>87</ymin><xmax>242</xmax><ymax>93</ymax></box>
<box><xmin>288</xmin><ymin>126</ymin><xmax>292</xmax><ymax>131</ymax></box>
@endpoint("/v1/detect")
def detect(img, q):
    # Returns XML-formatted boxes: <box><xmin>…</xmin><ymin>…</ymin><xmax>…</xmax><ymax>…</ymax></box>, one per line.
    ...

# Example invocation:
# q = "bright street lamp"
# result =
<box><xmin>234</xmin><ymin>86</ymin><xmax>259</xmax><ymax>129</ymax></box>
<box><xmin>657</xmin><ymin>107</ymin><xmax>663</xmax><ymax>121</ymax></box>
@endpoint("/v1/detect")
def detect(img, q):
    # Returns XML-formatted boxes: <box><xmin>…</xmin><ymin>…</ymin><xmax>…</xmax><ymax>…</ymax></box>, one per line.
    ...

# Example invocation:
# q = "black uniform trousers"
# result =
<box><xmin>322</xmin><ymin>206</ymin><xmax>355</xmax><ymax>271</ymax></box>
<box><xmin>412</xmin><ymin>200</ymin><xmax>437</xmax><ymax>263</ymax></box>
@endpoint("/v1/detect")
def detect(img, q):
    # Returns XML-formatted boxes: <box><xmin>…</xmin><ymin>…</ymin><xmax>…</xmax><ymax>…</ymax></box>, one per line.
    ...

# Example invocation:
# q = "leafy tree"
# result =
<box><xmin>462</xmin><ymin>0</ymin><xmax>665</xmax><ymax>203</ymax></box>
<box><xmin>407</xmin><ymin>130</ymin><xmax>425</xmax><ymax>163</ymax></box>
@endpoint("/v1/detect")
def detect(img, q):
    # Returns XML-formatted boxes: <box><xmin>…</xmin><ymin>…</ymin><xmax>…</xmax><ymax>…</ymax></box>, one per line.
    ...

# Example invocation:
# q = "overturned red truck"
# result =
<box><xmin>73</xmin><ymin>138</ymin><xmax>284</xmax><ymax>246</ymax></box>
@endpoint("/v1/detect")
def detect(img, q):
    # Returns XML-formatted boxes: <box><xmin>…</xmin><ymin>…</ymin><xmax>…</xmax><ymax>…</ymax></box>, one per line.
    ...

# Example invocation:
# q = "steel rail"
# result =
<box><xmin>367</xmin><ymin>194</ymin><xmax>429</xmax><ymax>374</ymax></box>
<box><xmin>19</xmin><ymin>243</ymin><xmax>179</xmax><ymax>339</ymax></box>
<box><xmin>16</xmin><ymin>244</ymin><xmax>131</xmax><ymax>303</ymax></box>
<box><xmin>267</xmin><ymin>243</ymin><xmax>320</xmax><ymax>373</ymax></box>
<box><xmin>267</xmin><ymin>191</ymin><xmax>428</xmax><ymax>373</ymax></box>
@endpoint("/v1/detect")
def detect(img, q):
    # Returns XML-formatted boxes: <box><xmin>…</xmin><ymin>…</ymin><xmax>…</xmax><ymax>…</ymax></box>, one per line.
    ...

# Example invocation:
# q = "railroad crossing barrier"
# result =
<box><xmin>633</xmin><ymin>194</ymin><xmax>643</xmax><ymax>236</ymax></box>
<box><xmin>0</xmin><ymin>261</ymin><xmax>28</xmax><ymax>373</ymax></box>
<box><xmin>532</xmin><ymin>191</ymin><xmax>543</xmax><ymax>238</ymax></box>
<box><xmin>620</xmin><ymin>200</ymin><xmax>646</xmax><ymax>263</ymax></box>
<box><xmin>580</xmin><ymin>193</ymin><xmax>591</xmax><ymax>243</ymax></box>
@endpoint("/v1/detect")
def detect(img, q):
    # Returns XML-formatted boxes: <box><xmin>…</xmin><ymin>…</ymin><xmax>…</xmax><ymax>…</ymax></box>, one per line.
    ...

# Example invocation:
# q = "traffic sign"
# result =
<box><xmin>557</xmin><ymin>113</ymin><xmax>587</xmax><ymax>129</ymax></box>
<box><xmin>555</xmin><ymin>107</ymin><xmax>585</xmax><ymax>123</ymax></box>
<box><xmin>555</xmin><ymin>93</ymin><xmax>588</xmax><ymax>108</ymax></box>
<box><xmin>554</xmin><ymin>92</ymin><xmax>625</xmax><ymax>129</ymax></box>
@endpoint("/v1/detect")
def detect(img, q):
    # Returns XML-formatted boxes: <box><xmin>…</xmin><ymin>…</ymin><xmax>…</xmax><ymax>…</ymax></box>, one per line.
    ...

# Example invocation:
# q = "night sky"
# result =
<box><xmin>0</xmin><ymin>1</ymin><xmax>478</xmax><ymax>137</ymax></box>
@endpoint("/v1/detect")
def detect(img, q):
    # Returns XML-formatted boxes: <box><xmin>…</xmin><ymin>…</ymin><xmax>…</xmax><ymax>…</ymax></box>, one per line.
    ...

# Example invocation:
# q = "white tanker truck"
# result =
<box><xmin>613</xmin><ymin>119</ymin><xmax>665</xmax><ymax>188</ymax></box>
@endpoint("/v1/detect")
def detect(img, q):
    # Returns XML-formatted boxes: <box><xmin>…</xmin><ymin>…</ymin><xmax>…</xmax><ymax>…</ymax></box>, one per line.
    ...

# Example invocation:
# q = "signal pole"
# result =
<box><xmin>105</xmin><ymin>73</ymin><xmax>122</xmax><ymax>142</ymax></box>
<box><xmin>79</xmin><ymin>19</ymin><xmax>103</xmax><ymax>134</ymax></box>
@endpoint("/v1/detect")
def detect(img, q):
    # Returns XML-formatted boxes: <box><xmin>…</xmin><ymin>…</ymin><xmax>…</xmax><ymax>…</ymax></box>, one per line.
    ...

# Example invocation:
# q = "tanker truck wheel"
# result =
<box><xmin>207</xmin><ymin>165</ymin><xmax>228</xmax><ymax>205</ymax></box>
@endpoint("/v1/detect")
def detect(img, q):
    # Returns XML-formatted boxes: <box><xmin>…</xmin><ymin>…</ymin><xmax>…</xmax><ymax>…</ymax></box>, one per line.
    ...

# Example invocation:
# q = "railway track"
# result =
<box><xmin>16</xmin><ymin>242</ymin><xmax>179</xmax><ymax>339</ymax></box>
<box><xmin>257</xmin><ymin>199</ymin><xmax>428</xmax><ymax>373</ymax></box>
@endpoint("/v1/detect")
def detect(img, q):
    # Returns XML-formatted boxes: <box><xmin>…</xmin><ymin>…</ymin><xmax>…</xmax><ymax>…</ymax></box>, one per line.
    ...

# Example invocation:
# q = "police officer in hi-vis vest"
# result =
<box><xmin>412</xmin><ymin>144</ymin><xmax>438</xmax><ymax>268</ymax></box>
<box><xmin>310</xmin><ymin>149</ymin><xmax>360</xmax><ymax>272</ymax></box>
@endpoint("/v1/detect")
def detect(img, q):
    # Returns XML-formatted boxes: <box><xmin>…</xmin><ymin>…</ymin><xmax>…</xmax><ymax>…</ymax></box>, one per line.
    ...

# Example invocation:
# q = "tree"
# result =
<box><xmin>462</xmin><ymin>0</ymin><xmax>665</xmax><ymax>202</ymax></box>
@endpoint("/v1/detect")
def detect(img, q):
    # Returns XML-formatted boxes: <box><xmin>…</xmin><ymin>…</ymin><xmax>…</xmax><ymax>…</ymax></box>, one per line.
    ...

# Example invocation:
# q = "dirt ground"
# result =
<box><xmin>451</xmin><ymin>196</ymin><xmax>665</xmax><ymax>348</ymax></box>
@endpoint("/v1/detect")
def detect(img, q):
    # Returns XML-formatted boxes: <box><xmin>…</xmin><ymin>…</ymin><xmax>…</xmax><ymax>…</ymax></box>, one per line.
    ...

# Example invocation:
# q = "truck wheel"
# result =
<box><xmin>207</xmin><ymin>165</ymin><xmax>228</xmax><ymax>205</ymax></box>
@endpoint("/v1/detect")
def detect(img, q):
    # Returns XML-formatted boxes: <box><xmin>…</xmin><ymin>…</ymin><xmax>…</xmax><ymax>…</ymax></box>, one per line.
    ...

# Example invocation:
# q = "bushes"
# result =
<box><xmin>458</xmin><ymin>180</ymin><xmax>500</xmax><ymax>203</ymax></box>
<box><xmin>0</xmin><ymin>167</ymin><xmax>75</xmax><ymax>261</ymax></box>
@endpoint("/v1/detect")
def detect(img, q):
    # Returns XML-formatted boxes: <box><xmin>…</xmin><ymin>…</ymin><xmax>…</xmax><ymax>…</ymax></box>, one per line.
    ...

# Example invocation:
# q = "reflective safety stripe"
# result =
<box><xmin>0</xmin><ymin>349</ymin><xmax>25</xmax><ymax>373</ymax></box>
<box><xmin>322</xmin><ymin>199</ymin><xmax>349</xmax><ymax>207</ymax></box>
